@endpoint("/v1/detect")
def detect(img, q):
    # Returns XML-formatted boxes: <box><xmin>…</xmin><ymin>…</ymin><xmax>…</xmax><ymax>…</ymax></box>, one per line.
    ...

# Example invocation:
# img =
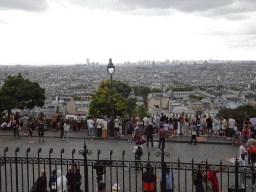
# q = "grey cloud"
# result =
<box><xmin>0</xmin><ymin>0</ymin><xmax>48</xmax><ymax>12</ymax></box>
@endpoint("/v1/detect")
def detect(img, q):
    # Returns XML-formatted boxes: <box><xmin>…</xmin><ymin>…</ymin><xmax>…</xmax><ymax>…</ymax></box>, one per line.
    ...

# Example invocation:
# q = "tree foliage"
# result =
<box><xmin>200</xmin><ymin>87</ymin><xmax>206</xmax><ymax>91</ymax></box>
<box><xmin>216</xmin><ymin>85</ymin><xmax>224</xmax><ymax>90</ymax></box>
<box><xmin>231</xmin><ymin>87</ymin><xmax>244</xmax><ymax>91</ymax></box>
<box><xmin>89</xmin><ymin>80</ymin><xmax>134</xmax><ymax>117</ymax></box>
<box><xmin>216</xmin><ymin>104</ymin><xmax>256</xmax><ymax>131</ymax></box>
<box><xmin>151</xmin><ymin>88</ymin><xmax>163</xmax><ymax>93</ymax></box>
<box><xmin>189</xmin><ymin>95</ymin><xmax>205</xmax><ymax>101</ymax></box>
<box><xmin>73</xmin><ymin>96</ymin><xmax>88</xmax><ymax>101</ymax></box>
<box><xmin>0</xmin><ymin>73</ymin><xmax>45</xmax><ymax>118</ymax></box>
<box><xmin>172</xmin><ymin>87</ymin><xmax>193</xmax><ymax>91</ymax></box>
<box><xmin>165</xmin><ymin>88</ymin><xmax>171</xmax><ymax>92</ymax></box>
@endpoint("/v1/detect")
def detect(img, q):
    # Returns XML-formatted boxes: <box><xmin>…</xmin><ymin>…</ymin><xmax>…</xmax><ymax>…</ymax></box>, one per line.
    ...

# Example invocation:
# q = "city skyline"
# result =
<box><xmin>0</xmin><ymin>0</ymin><xmax>256</xmax><ymax>65</ymax></box>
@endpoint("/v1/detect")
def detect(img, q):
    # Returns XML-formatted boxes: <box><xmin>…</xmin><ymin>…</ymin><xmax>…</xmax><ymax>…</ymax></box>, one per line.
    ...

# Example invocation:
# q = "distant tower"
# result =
<box><xmin>86</xmin><ymin>59</ymin><xmax>90</xmax><ymax>65</ymax></box>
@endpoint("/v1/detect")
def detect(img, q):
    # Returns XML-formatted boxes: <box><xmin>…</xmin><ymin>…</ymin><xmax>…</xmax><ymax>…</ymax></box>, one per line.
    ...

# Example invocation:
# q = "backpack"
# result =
<box><xmin>192</xmin><ymin>169</ymin><xmax>202</xmax><ymax>186</ymax></box>
<box><xmin>30</xmin><ymin>180</ymin><xmax>37</xmax><ymax>192</ymax></box>
<box><xmin>127</xmin><ymin>122</ymin><xmax>132</xmax><ymax>131</ymax></box>
<box><xmin>136</xmin><ymin>146</ymin><xmax>143</xmax><ymax>156</ymax></box>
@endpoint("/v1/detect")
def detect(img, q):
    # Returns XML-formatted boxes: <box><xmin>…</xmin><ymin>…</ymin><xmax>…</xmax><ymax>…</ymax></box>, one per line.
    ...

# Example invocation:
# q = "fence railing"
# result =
<box><xmin>0</xmin><ymin>141</ymin><xmax>253</xmax><ymax>192</ymax></box>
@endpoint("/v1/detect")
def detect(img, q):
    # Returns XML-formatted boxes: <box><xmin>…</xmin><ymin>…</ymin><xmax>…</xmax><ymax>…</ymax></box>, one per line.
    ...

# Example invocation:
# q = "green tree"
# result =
<box><xmin>165</xmin><ymin>88</ymin><xmax>171</xmax><ymax>92</ymax></box>
<box><xmin>137</xmin><ymin>104</ymin><xmax>150</xmax><ymax>121</ymax></box>
<box><xmin>89</xmin><ymin>80</ymin><xmax>133</xmax><ymax>117</ymax></box>
<box><xmin>56</xmin><ymin>106</ymin><xmax>60</xmax><ymax>114</ymax></box>
<box><xmin>0</xmin><ymin>73</ymin><xmax>45</xmax><ymax>119</ymax></box>
<box><xmin>231</xmin><ymin>87</ymin><xmax>244</xmax><ymax>91</ymax></box>
<box><xmin>216</xmin><ymin>85</ymin><xmax>224</xmax><ymax>90</ymax></box>
<box><xmin>151</xmin><ymin>88</ymin><xmax>163</xmax><ymax>93</ymax></box>
<box><xmin>133</xmin><ymin>86</ymin><xmax>151</xmax><ymax>107</ymax></box>
<box><xmin>200</xmin><ymin>87</ymin><xmax>206</xmax><ymax>91</ymax></box>
<box><xmin>189</xmin><ymin>95</ymin><xmax>205</xmax><ymax>101</ymax></box>
<box><xmin>172</xmin><ymin>87</ymin><xmax>193</xmax><ymax>91</ymax></box>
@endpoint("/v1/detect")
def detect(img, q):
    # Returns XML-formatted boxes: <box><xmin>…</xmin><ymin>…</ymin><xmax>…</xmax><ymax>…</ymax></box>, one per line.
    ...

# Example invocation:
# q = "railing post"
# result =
<box><xmin>26</xmin><ymin>148</ymin><xmax>30</xmax><ymax>192</ymax></box>
<box><xmin>72</xmin><ymin>149</ymin><xmax>75</xmax><ymax>164</ymax></box>
<box><xmin>122</xmin><ymin>150</ymin><xmax>125</xmax><ymax>192</ymax></box>
<box><xmin>4</xmin><ymin>147</ymin><xmax>8</xmax><ymax>192</ymax></box>
<box><xmin>192</xmin><ymin>159</ymin><xmax>194</xmax><ymax>192</ymax></box>
<box><xmin>37</xmin><ymin>148</ymin><xmax>42</xmax><ymax>178</ymax></box>
<box><xmin>15</xmin><ymin>147</ymin><xmax>19</xmax><ymax>192</ymax></box>
<box><xmin>78</xmin><ymin>140</ymin><xmax>91</xmax><ymax>192</ymax></box>
<box><xmin>110</xmin><ymin>150</ymin><xmax>113</xmax><ymax>192</ymax></box>
<box><xmin>60</xmin><ymin>148</ymin><xmax>64</xmax><ymax>192</ymax></box>
<box><xmin>235</xmin><ymin>156</ymin><xmax>239</xmax><ymax>191</ymax></box>
<box><xmin>49</xmin><ymin>148</ymin><xmax>53</xmax><ymax>192</ymax></box>
<box><xmin>161</xmin><ymin>147</ymin><xmax>166</xmax><ymax>192</ymax></box>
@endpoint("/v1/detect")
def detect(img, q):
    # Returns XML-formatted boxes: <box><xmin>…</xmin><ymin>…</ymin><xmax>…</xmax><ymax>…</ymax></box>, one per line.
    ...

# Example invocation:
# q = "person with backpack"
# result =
<box><xmin>189</xmin><ymin>121</ymin><xmax>197</xmax><ymax>145</ymax></box>
<box><xmin>31</xmin><ymin>169</ymin><xmax>48</xmax><ymax>192</ymax></box>
<box><xmin>133</xmin><ymin>140</ymin><xmax>143</xmax><ymax>171</ymax></box>
<box><xmin>193</xmin><ymin>164</ymin><xmax>205</xmax><ymax>192</ymax></box>
<box><xmin>126</xmin><ymin>118</ymin><xmax>134</xmax><ymax>142</ymax></box>
<box><xmin>142</xmin><ymin>166</ymin><xmax>156</xmax><ymax>192</ymax></box>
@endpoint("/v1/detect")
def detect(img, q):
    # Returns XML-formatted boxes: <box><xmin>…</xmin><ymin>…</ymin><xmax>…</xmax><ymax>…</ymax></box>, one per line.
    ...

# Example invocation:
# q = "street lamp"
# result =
<box><xmin>107</xmin><ymin>58</ymin><xmax>115</xmax><ymax>118</ymax></box>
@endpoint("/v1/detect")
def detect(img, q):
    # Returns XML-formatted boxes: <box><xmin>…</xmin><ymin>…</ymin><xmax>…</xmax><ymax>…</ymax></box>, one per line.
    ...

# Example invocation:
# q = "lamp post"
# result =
<box><xmin>107</xmin><ymin>58</ymin><xmax>115</xmax><ymax>119</ymax></box>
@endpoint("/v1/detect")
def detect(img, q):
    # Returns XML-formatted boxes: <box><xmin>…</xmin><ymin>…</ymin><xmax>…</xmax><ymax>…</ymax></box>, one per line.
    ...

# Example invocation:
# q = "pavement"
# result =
<box><xmin>0</xmin><ymin>128</ymin><xmax>236</xmax><ymax>145</ymax></box>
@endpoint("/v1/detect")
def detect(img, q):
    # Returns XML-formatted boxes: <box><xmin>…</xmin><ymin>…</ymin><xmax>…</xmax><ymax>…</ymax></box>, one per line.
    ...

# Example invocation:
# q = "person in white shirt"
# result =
<box><xmin>143</xmin><ymin>116</ymin><xmax>149</xmax><ymax>132</ymax></box>
<box><xmin>96</xmin><ymin>117</ymin><xmax>104</xmax><ymax>138</ymax></box>
<box><xmin>238</xmin><ymin>154</ymin><xmax>248</xmax><ymax>189</ymax></box>
<box><xmin>228</xmin><ymin>115</ymin><xmax>236</xmax><ymax>138</ymax></box>
<box><xmin>87</xmin><ymin>117</ymin><xmax>95</xmax><ymax>139</ymax></box>
<box><xmin>63</xmin><ymin>120</ymin><xmax>70</xmax><ymax>141</ymax></box>
<box><xmin>114</xmin><ymin>116</ymin><xmax>121</xmax><ymax>138</ymax></box>
<box><xmin>56</xmin><ymin>170</ymin><xmax>67</xmax><ymax>192</ymax></box>
<box><xmin>163</xmin><ymin>121</ymin><xmax>170</xmax><ymax>138</ymax></box>
<box><xmin>239</xmin><ymin>140</ymin><xmax>248</xmax><ymax>158</ymax></box>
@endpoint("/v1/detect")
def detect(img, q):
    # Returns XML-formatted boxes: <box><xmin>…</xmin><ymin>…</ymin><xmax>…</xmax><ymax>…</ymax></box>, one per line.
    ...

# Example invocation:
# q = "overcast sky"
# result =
<box><xmin>0</xmin><ymin>0</ymin><xmax>255</xmax><ymax>65</ymax></box>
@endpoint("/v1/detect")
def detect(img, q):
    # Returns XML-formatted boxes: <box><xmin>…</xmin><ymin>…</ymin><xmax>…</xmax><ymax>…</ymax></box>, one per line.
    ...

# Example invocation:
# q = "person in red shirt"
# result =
<box><xmin>207</xmin><ymin>165</ymin><xmax>227</xmax><ymax>192</ymax></box>
<box><xmin>250</xmin><ymin>141</ymin><xmax>256</xmax><ymax>160</ymax></box>
<box><xmin>158</xmin><ymin>125</ymin><xmax>167</xmax><ymax>150</ymax></box>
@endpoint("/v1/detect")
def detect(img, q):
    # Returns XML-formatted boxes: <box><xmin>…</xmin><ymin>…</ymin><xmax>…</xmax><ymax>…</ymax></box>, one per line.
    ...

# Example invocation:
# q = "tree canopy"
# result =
<box><xmin>0</xmin><ymin>73</ymin><xmax>45</xmax><ymax>118</ymax></box>
<box><xmin>89</xmin><ymin>80</ymin><xmax>135</xmax><ymax>117</ymax></box>
<box><xmin>216</xmin><ymin>104</ymin><xmax>256</xmax><ymax>130</ymax></box>
<box><xmin>189</xmin><ymin>95</ymin><xmax>205</xmax><ymax>101</ymax></box>
<box><xmin>151</xmin><ymin>88</ymin><xmax>163</xmax><ymax>93</ymax></box>
<box><xmin>216</xmin><ymin>85</ymin><xmax>224</xmax><ymax>90</ymax></box>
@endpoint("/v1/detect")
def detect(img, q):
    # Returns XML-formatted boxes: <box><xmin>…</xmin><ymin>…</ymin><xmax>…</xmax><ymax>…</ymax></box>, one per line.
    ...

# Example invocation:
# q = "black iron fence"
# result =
<box><xmin>0</xmin><ymin>141</ymin><xmax>254</xmax><ymax>192</ymax></box>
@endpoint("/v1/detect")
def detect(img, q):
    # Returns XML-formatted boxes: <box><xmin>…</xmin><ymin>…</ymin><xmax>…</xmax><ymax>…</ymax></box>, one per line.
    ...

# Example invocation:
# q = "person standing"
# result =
<box><xmin>189</xmin><ymin>122</ymin><xmax>197</xmax><ymax>145</ymax></box>
<box><xmin>142</xmin><ymin>166</ymin><xmax>156</xmax><ymax>192</ymax></box>
<box><xmin>23</xmin><ymin>114</ymin><xmax>29</xmax><ymax>135</ymax></box>
<box><xmin>66</xmin><ymin>164</ymin><xmax>82</xmax><ymax>192</ymax></box>
<box><xmin>143</xmin><ymin>115</ymin><xmax>149</xmax><ymax>133</ymax></box>
<box><xmin>36</xmin><ymin>169</ymin><xmax>48</xmax><ymax>192</ymax></box>
<box><xmin>63</xmin><ymin>120</ymin><xmax>70</xmax><ymax>141</ymax></box>
<box><xmin>12</xmin><ymin>120</ymin><xmax>20</xmax><ymax>139</ymax></box>
<box><xmin>28</xmin><ymin>120</ymin><xmax>35</xmax><ymax>143</ymax></box>
<box><xmin>52</xmin><ymin>114</ymin><xmax>57</xmax><ymax>132</ymax></box>
<box><xmin>201</xmin><ymin>115</ymin><xmax>207</xmax><ymax>135</ymax></box>
<box><xmin>168</xmin><ymin>117</ymin><xmax>174</xmax><ymax>136</ymax></box>
<box><xmin>56</xmin><ymin>170</ymin><xmax>67</xmax><ymax>192</ymax></box>
<box><xmin>114</xmin><ymin>116</ymin><xmax>120</xmax><ymax>138</ymax></box>
<box><xmin>206</xmin><ymin>115</ymin><xmax>213</xmax><ymax>137</ymax></box>
<box><xmin>214</xmin><ymin>117</ymin><xmax>221</xmax><ymax>137</ymax></box>
<box><xmin>97</xmin><ymin>183</ymin><xmax>106</xmax><ymax>192</ymax></box>
<box><xmin>160</xmin><ymin>168</ymin><xmax>174</xmax><ymax>192</ymax></box>
<box><xmin>96</xmin><ymin>116</ymin><xmax>104</xmax><ymax>138</ymax></box>
<box><xmin>133</xmin><ymin>140</ymin><xmax>143</xmax><ymax>171</ymax></box>
<box><xmin>184</xmin><ymin>114</ymin><xmax>190</xmax><ymax>136</ymax></box>
<box><xmin>173</xmin><ymin>116</ymin><xmax>178</xmax><ymax>136</ymax></box>
<box><xmin>158</xmin><ymin>125</ymin><xmax>167</xmax><ymax>150</ymax></box>
<box><xmin>87</xmin><ymin>117</ymin><xmax>95</xmax><ymax>139</ymax></box>
<box><xmin>60</xmin><ymin>119</ymin><xmax>65</xmax><ymax>141</ymax></box>
<box><xmin>37</xmin><ymin>120</ymin><xmax>45</xmax><ymax>142</ymax></box>
<box><xmin>163</xmin><ymin>121</ymin><xmax>170</xmax><ymax>138</ymax></box>
<box><xmin>77</xmin><ymin>114</ymin><xmax>82</xmax><ymax>131</ymax></box>
<box><xmin>178</xmin><ymin>113</ymin><xmax>185</xmax><ymax>136</ymax></box>
<box><xmin>228</xmin><ymin>115</ymin><xmax>236</xmax><ymax>139</ymax></box>
<box><xmin>195</xmin><ymin>115</ymin><xmax>201</xmax><ymax>136</ymax></box>
<box><xmin>156</xmin><ymin>114</ymin><xmax>161</xmax><ymax>134</ymax></box>
<box><xmin>222</xmin><ymin>117</ymin><xmax>227</xmax><ymax>138</ymax></box>
<box><xmin>126</xmin><ymin>118</ymin><xmax>134</xmax><ymax>142</ymax></box>
<box><xmin>145</xmin><ymin>123</ymin><xmax>154</xmax><ymax>149</ymax></box>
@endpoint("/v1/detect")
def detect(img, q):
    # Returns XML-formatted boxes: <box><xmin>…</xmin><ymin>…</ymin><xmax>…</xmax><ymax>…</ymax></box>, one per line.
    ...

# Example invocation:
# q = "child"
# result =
<box><xmin>189</xmin><ymin>122</ymin><xmax>197</xmax><ymax>145</ymax></box>
<box><xmin>238</xmin><ymin>154</ymin><xmax>248</xmax><ymax>189</ymax></box>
